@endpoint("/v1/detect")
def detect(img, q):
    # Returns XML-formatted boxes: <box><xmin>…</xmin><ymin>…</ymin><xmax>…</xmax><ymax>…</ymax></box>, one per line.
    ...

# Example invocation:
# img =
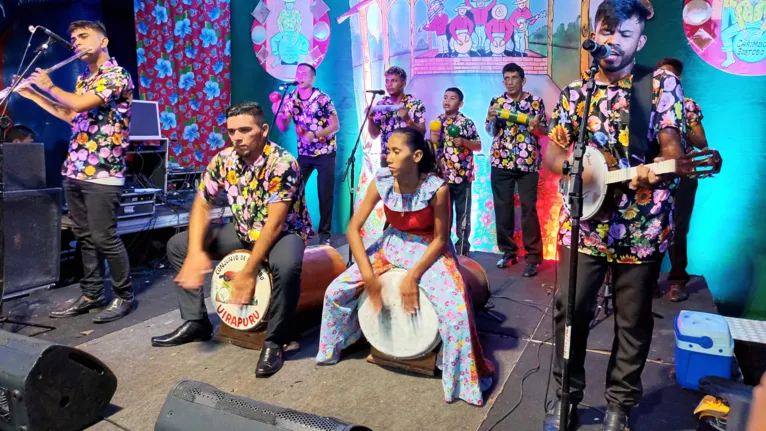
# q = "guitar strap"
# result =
<box><xmin>627</xmin><ymin>63</ymin><xmax>657</xmax><ymax>167</ymax></box>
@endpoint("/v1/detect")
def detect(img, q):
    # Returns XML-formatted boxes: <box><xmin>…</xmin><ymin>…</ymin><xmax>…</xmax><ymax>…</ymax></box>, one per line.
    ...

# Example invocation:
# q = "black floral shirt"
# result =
<box><xmin>280</xmin><ymin>88</ymin><xmax>338</xmax><ymax>157</ymax></box>
<box><xmin>548</xmin><ymin>69</ymin><xmax>685</xmax><ymax>264</ymax></box>
<box><xmin>198</xmin><ymin>143</ymin><xmax>315</xmax><ymax>243</ymax></box>
<box><xmin>372</xmin><ymin>94</ymin><xmax>426</xmax><ymax>161</ymax></box>
<box><xmin>63</xmin><ymin>58</ymin><xmax>134</xmax><ymax>181</ymax></box>
<box><xmin>434</xmin><ymin>112</ymin><xmax>481</xmax><ymax>184</ymax></box>
<box><xmin>485</xmin><ymin>92</ymin><xmax>547</xmax><ymax>172</ymax></box>
<box><xmin>684</xmin><ymin>97</ymin><xmax>704</xmax><ymax>154</ymax></box>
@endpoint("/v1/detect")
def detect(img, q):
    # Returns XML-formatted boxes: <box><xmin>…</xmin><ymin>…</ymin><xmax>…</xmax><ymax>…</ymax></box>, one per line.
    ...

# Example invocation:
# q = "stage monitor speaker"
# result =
<box><xmin>0</xmin><ymin>330</ymin><xmax>117</xmax><ymax>431</ymax></box>
<box><xmin>2</xmin><ymin>142</ymin><xmax>46</xmax><ymax>191</ymax></box>
<box><xmin>155</xmin><ymin>380</ymin><xmax>372</xmax><ymax>431</ymax></box>
<box><xmin>2</xmin><ymin>188</ymin><xmax>62</xmax><ymax>298</ymax></box>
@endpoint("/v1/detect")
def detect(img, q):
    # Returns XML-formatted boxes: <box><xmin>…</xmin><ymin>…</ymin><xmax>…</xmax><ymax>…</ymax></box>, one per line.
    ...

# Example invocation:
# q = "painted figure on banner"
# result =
<box><xmin>419</xmin><ymin>1</ymin><xmax>450</xmax><ymax>57</ymax></box>
<box><xmin>465</xmin><ymin>0</ymin><xmax>497</xmax><ymax>55</ymax></box>
<box><xmin>450</xmin><ymin>4</ymin><xmax>476</xmax><ymax>57</ymax></box>
<box><xmin>509</xmin><ymin>0</ymin><xmax>547</xmax><ymax>56</ymax></box>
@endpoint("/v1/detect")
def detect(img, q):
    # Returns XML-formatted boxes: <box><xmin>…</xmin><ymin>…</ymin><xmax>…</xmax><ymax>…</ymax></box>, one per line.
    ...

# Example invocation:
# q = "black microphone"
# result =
<box><xmin>278</xmin><ymin>81</ymin><xmax>298</xmax><ymax>90</ymax></box>
<box><xmin>366</xmin><ymin>89</ymin><xmax>385</xmax><ymax>95</ymax></box>
<box><xmin>582</xmin><ymin>40</ymin><xmax>612</xmax><ymax>59</ymax></box>
<box><xmin>29</xmin><ymin>25</ymin><xmax>74</xmax><ymax>51</ymax></box>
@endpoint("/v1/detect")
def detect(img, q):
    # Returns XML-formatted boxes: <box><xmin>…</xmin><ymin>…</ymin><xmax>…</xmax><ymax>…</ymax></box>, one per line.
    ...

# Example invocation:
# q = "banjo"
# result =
<box><xmin>559</xmin><ymin>147</ymin><xmax>722</xmax><ymax>221</ymax></box>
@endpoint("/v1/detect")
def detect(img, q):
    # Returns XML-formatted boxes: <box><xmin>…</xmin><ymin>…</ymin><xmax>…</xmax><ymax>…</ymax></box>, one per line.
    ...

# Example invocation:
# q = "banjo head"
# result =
<box><xmin>358</xmin><ymin>269</ymin><xmax>441</xmax><ymax>360</ymax></box>
<box><xmin>211</xmin><ymin>250</ymin><xmax>272</xmax><ymax>331</ymax></box>
<box><xmin>559</xmin><ymin>146</ymin><xmax>610</xmax><ymax>221</ymax></box>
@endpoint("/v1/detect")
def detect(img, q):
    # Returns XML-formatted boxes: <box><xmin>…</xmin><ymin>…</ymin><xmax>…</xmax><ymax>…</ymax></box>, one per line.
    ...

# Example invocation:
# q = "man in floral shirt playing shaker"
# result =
<box><xmin>18</xmin><ymin>21</ymin><xmax>137</xmax><ymax>323</ymax></box>
<box><xmin>275</xmin><ymin>63</ymin><xmax>340</xmax><ymax>245</ymax></box>
<box><xmin>430</xmin><ymin>87</ymin><xmax>481</xmax><ymax>256</ymax></box>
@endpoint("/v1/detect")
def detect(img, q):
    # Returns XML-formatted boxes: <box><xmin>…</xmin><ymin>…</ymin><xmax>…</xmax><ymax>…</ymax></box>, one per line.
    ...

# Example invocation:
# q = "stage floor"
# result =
<box><xmin>2</xmin><ymin>235</ymin><xmax>715</xmax><ymax>430</ymax></box>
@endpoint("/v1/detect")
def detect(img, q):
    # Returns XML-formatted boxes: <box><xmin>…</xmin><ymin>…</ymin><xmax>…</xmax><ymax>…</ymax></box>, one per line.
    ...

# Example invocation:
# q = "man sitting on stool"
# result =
<box><xmin>151</xmin><ymin>102</ymin><xmax>314</xmax><ymax>378</ymax></box>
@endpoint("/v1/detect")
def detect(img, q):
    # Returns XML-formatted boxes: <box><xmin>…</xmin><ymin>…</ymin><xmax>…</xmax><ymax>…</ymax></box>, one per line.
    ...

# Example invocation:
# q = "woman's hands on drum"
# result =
<box><xmin>400</xmin><ymin>270</ymin><xmax>420</xmax><ymax>315</ymax></box>
<box><xmin>363</xmin><ymin>274</ymin><xmax>384</xmax><ymax>314</ymax></box>
<box><xmin>229</xmin><ymin>271</ymin><xmax>257</xmax><ymax>305</ymax></box>
<box><xmin>175</xmin><ymin>251</ymin><xmax>212</xmax><ymax>290</ymax></box>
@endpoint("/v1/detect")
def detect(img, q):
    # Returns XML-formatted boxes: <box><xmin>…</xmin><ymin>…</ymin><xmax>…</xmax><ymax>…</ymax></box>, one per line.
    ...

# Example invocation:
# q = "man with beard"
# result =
<box><xmin>543</xmin><ymin>1</ymin><xmax>687</xmax><ymax>430</ymax></box>
<box><xmin>151</xmin><ymin>102</ymin><xmax>314</xmax><ymax>378</ymax></box>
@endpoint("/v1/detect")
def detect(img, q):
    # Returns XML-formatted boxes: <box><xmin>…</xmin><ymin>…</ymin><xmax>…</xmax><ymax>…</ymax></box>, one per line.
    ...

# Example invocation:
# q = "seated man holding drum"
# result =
<box><xmin>151</xmin><ymin>102</ymin><xmax>314</xmax><ymax>378</ymax></box>
<box><xmin>316</xmin><ymin>127</ymin><xmax>494</xmax><ymax>406</ymax></box>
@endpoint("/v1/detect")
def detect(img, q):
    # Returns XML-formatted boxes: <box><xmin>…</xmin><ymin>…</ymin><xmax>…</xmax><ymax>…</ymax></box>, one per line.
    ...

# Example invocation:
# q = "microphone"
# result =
<box><xmin>366</xmin><ymin>89</ymin><xmax>385</xmax><ymax>95</ymax></box>
<box><xmin>278</xmin><ymin>81</ymin><xmax>299</xmax><ymax>90</ymax></box>
<box><xmin>582</xmin><ymin>40</ymin><xmax>612</xmax><ymax>59</ymax></box>
<box><xmin>29</xmin><ymin>25</ymin><xmax>74</xmax><ymax>51</ymax></box>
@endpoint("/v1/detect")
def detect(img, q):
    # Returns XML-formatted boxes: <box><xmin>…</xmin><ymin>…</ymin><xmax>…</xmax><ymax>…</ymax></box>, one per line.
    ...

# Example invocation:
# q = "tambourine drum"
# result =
<box><xmin>212</xmin><ymin>245</ymin><xmax>346</xmax><ymax>331</ymax></box>
<box><xmin>458</xmin><ymin>256</ymin><xmax>490</xmax><ymax>311</ymax></box>
<box><xmin>358</xmin><ymin>269</ymin><xmax>441</xmax><ymax>360</ymax></box>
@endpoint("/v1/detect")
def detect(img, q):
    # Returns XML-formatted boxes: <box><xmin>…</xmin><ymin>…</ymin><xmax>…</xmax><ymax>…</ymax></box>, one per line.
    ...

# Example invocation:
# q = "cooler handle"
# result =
<box><xmin>674</xmin><ymin>317</ymin><xmax>714</xmax><ymax>349</ymax></box>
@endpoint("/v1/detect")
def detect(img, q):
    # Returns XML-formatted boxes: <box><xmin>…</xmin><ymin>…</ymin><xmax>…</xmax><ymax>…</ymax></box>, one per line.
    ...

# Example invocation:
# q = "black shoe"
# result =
<box><xmin>669</xmin><ymin>282</ymin><xmax>689</xmax><ymax>302</ymax></box>
<box><xmin>523</xmin><ymin>263</ymin><xmax>539</xmax><ymax>277</ymax></box>
<box><xmin>255</xmin><ymin>345</ymin><xmax>284</xmax><ymax>377</ymax></box>
<box><xmin>497</xmin><ymin>256</ymin><xmax>518</xmax><ymax>268</ymax></box>
<box><xmin>319</xmin><ymin>235</ymin><xmax>331</xmax><ymax>246</ymax></box>
<box><xmin>602</xmin><ymin>404</ymin><xmax>629</xmax><ymax>431</ymax></box>
<box><xmin>543</xmin><ymin>400</ymin><xmax>578</xmax><ymax>431</ymax></box>
<box><xmin>151</xmin><ymin>319</ymin><xmax>213</xmax><ymax>347</ymax></box>
<box><xmin>93</xmin><ymin>297</ymin><xmax>136</xmax><ymax>323</ymax></box>
<box><xmin>49</xmin><ymin>295</ymin><xmax>107</xmax><ymax>318</ymax></box>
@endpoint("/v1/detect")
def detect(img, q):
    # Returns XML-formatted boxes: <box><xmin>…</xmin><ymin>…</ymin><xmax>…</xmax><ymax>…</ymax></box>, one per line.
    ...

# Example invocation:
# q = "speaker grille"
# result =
<box><xmin>0</xmin><ymin>387</ymin><xmax>10</xmax><ymax>423</ymax></box>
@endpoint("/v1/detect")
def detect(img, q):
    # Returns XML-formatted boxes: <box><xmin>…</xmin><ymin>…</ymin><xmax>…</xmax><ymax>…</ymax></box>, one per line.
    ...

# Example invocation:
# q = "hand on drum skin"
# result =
<box><xmin>630</xmin><ymin>162</ymin><xmax>662</xmax><ymax>190</ymax></box>
<box><xmin>364</xmin><ymin>275</ymin><xmax>383</xmax><ymax>314</ymax></box>
<box><xmin>400</xmin><ymin>271</ymin><xmax>420</xmax><ymax>315</ymax></box>
<box><xmin>175</xmin><ymin>252</ymin><xmax>212</xmax><ymax>290</ymax></box>
<box><xmin>229</xmin><ymin>271</ymin><xmax>256</xmax><ymax>305</ymax></box>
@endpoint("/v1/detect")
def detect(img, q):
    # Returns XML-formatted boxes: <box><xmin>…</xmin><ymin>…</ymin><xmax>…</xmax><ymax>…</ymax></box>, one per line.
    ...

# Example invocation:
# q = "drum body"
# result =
<box><xmin>558</xmin><ymin>146</ymin><xmax>610</xmax><ymax>221</ymax></box>
<box><xmin>358</xmin><ymin>269</ymin><xmax>441</xmax><ymax>360</ymax></box>
<box><xmin>458</xmin><ymin>256</ymin><xmax>490</xmax><ymax>311</ymax></box>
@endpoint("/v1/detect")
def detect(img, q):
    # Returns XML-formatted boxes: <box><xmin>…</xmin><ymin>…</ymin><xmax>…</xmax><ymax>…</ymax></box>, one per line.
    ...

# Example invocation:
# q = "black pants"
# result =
<box><xmin>63</xmin><ymin>178</ymin><xmax>133</xmax><ymax>300</ymax></box>
<box><xmin>490</xmin><ymin>168</ymin><xmax>542</xmax><ymax>264</ymax></box>
<box><xmin>668</xmin><ymin>177</ymin><xmax>698</xmax><ymax>282</ymax></box>
<box><xmin>166</xmin><ymin>225</ymin><xmax>305</xmax><ymax>348</ymax></box>
<box><xmin>553</xmin><ymin>247</ymin><xmax>659</xmax><ymax>408</ymax></box>
<box><xmin>449</xmin><ymin>181</ymin><xmax>472</xmax><ymax>255</ymax></box>
<box><xmin>298</xmin><ymin>153</ymin><xmax>335</xmax><ymax>239</ymax></box>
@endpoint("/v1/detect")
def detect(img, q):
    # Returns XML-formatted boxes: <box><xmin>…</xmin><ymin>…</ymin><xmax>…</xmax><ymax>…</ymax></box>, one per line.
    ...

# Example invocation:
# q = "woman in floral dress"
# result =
<box><xmin>316</xmin><ymin>128</ymin><xmax>494</xmax><ymax>406</ymax></box>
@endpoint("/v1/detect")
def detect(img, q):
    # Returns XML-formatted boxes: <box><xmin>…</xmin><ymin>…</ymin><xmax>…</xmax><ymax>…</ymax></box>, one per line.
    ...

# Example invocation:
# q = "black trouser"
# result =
<box><xmin>63</xmin><ymin>178</ymin><xmax>133</xmax><ymax>300</ymax></box>
<box><xmin>449</xmin><ymin>181</ymin><xmax>472</xmax><ymax>254</ymax></box>
<box><xmin>553</xmin><ymin>247</ymin><xmax>659</xmax><ymax>408</ymax></box>
<box><xmin>298</xmin><ymin>153</ymin><xmax>335</xmax><ymax>239</ymax></box>
<box><xmin>668</xmin><ymin>177</ymin><xmax>698</xmax><ymax>283</ymax></box>
<box><xmin>166</xmin><ymin>224</ymin><xmax>305</xmax><ymax>348</ymax></box>
<box><xmin>490</xmin><ymin>167</ymin><xmax>542</xmax><ymax>264</ymax></box>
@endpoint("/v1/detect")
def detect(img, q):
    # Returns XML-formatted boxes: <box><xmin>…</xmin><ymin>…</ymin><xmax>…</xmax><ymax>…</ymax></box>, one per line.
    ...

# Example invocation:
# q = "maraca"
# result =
<box><xmin>447</xmin><ymin>124</ymin><xmax>460</xmax><ymax>137</ymax></box>
<box><xmin>496</xmin><ymin>108</ymin><xmax>530</xmax><ymax>125</ymax></box>
<box><xmin>269</xmin><ymin>91</ymin><xmax>281</xmax><ymax>103</ymax></box>
<box><xmin>429</xmin><ymin>119</ymin><xmax>442</xmax><ymax>132</ymax></box>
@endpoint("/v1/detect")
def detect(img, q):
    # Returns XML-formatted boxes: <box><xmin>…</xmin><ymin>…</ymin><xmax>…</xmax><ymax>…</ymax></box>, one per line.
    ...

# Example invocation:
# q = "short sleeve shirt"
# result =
<box><xmin>372</xmin><ymin>94</ymin><xmax>426</xmax><ymax>161</ymax></box>
<box><xmin>280</xmin><ymin>88</ymin><xmax>338</xmax><ymax>157</ymax></box>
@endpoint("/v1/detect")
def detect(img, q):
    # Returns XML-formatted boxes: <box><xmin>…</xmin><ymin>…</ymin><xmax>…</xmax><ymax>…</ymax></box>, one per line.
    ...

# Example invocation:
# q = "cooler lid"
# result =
<box><xmin>675</xmin><ymin>311</ymin><xmax>734</xmax><ymax>357</ymax></box>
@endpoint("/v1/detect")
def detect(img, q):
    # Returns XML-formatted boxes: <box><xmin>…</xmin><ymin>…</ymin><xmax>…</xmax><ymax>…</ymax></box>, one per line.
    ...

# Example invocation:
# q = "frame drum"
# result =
<box><xmin>358</xmin><ymin>269</ymin><xmax>441</xmax><ymax>360</ymax></box>
<box><xmin>211</xmin><ymin>250</ymin><xmax>272</xmax><ymax>331</ymax></box>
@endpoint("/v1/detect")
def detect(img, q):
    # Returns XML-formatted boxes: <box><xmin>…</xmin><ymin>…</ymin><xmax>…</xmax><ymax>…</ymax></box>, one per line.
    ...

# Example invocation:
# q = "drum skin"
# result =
<box><xmin>458</xmin><ymin>256</ymin><xmax>490</xmax><ymax>311</ymax></box>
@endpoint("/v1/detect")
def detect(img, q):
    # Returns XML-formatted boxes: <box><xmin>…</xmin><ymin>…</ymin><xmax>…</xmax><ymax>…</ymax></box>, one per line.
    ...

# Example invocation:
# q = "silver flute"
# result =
<box><xmin>0</xmin><ymin>48</ymin><xmax>92</xmax><ymax>99</ymax></box>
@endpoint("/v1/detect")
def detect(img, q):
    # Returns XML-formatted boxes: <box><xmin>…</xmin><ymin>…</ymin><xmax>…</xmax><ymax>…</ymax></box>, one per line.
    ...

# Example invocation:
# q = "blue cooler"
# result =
<box><xmin>674</xmin><ymin>310</ymin><xmax>734</xmax><ymax>390</ymax></box>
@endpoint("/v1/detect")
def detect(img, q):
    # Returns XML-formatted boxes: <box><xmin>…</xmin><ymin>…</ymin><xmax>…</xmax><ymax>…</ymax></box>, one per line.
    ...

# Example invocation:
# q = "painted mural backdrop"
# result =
<box><xmin>340</xmin><ymin>0</ymin><xmax>587</xmax><ymax>259</ymax></box>
<box><xmin>134</xmin><ymin>0</ymin><xmax>232</xmax><ymax>167</ymax></box>
<box><xmin>683</xmin><ymin>0</ymin><xmax>766</xmax><ymax>76</ymax></box>
<box><xmin>250</xmin><ymin>0</ymin><xmax>332</xmax><ymax>80</ymax></box>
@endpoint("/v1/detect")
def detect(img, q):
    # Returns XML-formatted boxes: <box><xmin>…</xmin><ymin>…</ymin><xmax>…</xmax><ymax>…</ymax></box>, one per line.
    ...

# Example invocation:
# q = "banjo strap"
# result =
<box><xmin>626</xmin><ymin>63</ymin><xmax>657</xmax><ymax>167</ymax></box>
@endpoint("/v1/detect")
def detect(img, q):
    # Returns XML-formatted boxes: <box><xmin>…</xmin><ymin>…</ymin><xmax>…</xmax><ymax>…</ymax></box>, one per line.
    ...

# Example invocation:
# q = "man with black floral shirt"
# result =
<box><xmin>543</xmin><ymin>1</ymin><xmax>688</xmax><ymax>429</ymax></box>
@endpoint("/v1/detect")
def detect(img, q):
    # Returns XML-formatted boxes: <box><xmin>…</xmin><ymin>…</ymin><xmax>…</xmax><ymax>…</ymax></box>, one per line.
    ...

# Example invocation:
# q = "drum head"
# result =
<box><xmin>582</xmin><ymin>146</ymin><xmax>609</xmax><ymax>220</ymax></box>
<box><xmin>211</xmin><ymin>250</ymin><xmax>272</xmax><ymax>331</ymax></box>
<box><xmin>358</xmin><ymin>269</ymin><xmax>441</xmax><ymax>360</ymax></box>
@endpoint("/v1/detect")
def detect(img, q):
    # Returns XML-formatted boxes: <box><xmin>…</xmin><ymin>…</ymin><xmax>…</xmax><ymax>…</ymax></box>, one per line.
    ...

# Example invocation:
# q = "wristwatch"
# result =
<box><xmin>562</xmin><ymin>160</ymin><xmax>571</xmax><ymax>176</ymax></box>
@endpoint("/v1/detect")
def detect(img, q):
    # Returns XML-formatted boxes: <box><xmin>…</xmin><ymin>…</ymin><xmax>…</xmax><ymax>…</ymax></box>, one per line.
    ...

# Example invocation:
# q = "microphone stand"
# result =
<box><xmin>267</xmin><ymin>82</ymin><xmax>295</xmax><ymax>143</ymax></box>
<box><xmin>342</xmin><ymin>92</ymin><xmax>379</xmax><ymax>267</ymax></box>
<box><xmin>0</xmin><ymin>37</ymin><xmax>57</xmax><ymax>333</ymax></box>
<box><xmin>559</xmin><ymin>55</ymin><xmax>600</xmax><ymax>430</ymax></box>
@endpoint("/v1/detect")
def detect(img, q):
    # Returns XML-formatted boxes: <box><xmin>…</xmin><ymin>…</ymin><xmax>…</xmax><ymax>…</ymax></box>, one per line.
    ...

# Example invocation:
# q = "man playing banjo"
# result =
<box><xmin>151</xmin><ymin>102</ymin><xmax>314</xmax><ymax>378</ymax></box>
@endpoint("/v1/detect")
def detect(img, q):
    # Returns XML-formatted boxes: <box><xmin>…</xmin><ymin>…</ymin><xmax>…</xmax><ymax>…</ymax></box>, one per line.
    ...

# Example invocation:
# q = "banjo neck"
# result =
<box><xmin>604</xmin><ymin>159</ymin><xmax>676</xmax><ymax>185</ymax></box>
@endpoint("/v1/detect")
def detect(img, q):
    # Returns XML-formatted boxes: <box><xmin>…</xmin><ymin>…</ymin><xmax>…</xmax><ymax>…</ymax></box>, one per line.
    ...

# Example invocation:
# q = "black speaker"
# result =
<box><xmin>155</xmin><ymin>380</ymin><xmax>372</xmax><ymax>431</ymax></box>
<box><xmin>1</xmin><ymin>143</ymin><xmax>46</xmax><ymax>191</ymax></box>
<box><xmin>2</xmin><ymin>187</ymin><xmax>62</xmax><ymax>298</ymax></box>
<box><xmin>0</xmin><ymin>330</ymin><xmax>117</xmax><ymax>431</ymax></box>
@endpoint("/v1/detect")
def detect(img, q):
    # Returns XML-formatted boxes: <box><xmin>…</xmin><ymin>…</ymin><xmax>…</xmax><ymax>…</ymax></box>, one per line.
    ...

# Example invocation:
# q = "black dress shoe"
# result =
<box><xmin>497</xmin><ymin>256</ymin><xmax>518</xmax><ymax>268</ymax></box>
<box><xmin>151</xmin><ymin>319</ymin><xmax>213</xmax><ymax>347</ymax></box>
<box><xmin>602</xmin><ymin>404</ymin><xmax>629</xmax><ymax>431</ymax></box>
<box><xmin>523</xmin><ymin>262</ymin><xmax>539</xmax><ymax>277</ymax></box>
<box><xmin>93</xmin><ymin>298</ymin><xmax>136</xmax><ymax>323</ymax></box>
<box><xmin>543</xmin><ymin>400</ymin><xmax>578</xmax><ymax>431</ymax></box>
<box><xmin>49</xmin><ymin>295</ymin><xmax>107</xmax><ymax>318</ymax></box>
<box><xmin>255</xmin><ymin>345</ymin><xmax>283</xmax><ymax>377</ymax></box>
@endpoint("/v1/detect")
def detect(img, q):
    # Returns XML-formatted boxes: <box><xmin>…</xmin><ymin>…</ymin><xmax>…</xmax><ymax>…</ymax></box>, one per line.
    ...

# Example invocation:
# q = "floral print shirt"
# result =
<box><xmin>372</xmin><ymin>94</ymin><xmax>426</xmax><ymax>162</ymax></box>
<box><xmin>434</xmin><ymin>112</ymin><xmax>481</xmax><ymax>184</ymax></box>
<box><xmin>548</xmin><ymin>69</ymin><xmax>685</xmax><ymax>264</ymax></box>
<box><xmin>485</xmin><ymin>92</ymin><xmax>547</xmax><ymax>172</ymax></box>
<box><xmin>684</xmin><ymin>97</ymin><xmax>704</xmax><ymax>154</ymax></box>
<box><xmin>280</xmin><ymin>88</ymin><xmax>338</xmax><ymax>157</ymax></box>
<box><xmin>63</xmin><ymin>58</ymin><xmax>134</xmax><ymax>181</ymax></box>
<box><xmin>198</xmin><ymin>143</ymin><xmax>315</xmax><ymax>243</ymax></box>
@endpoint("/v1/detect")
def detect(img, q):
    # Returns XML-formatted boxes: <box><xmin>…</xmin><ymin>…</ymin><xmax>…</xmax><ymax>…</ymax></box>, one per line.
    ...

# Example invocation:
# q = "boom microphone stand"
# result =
<box><xmin>267</xmin><ymin>81</ymin><xmax>296</xmax><ymax>142</ymax></box>
<box><xmin>559</xmin><ymin>55</ymin><xmax>600</xmax><ymax>430</ymax></box>
<box><xmin>342</xmin><ymin>92</ymin><xmax>379</xmax><ymax>267</ymax></box>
